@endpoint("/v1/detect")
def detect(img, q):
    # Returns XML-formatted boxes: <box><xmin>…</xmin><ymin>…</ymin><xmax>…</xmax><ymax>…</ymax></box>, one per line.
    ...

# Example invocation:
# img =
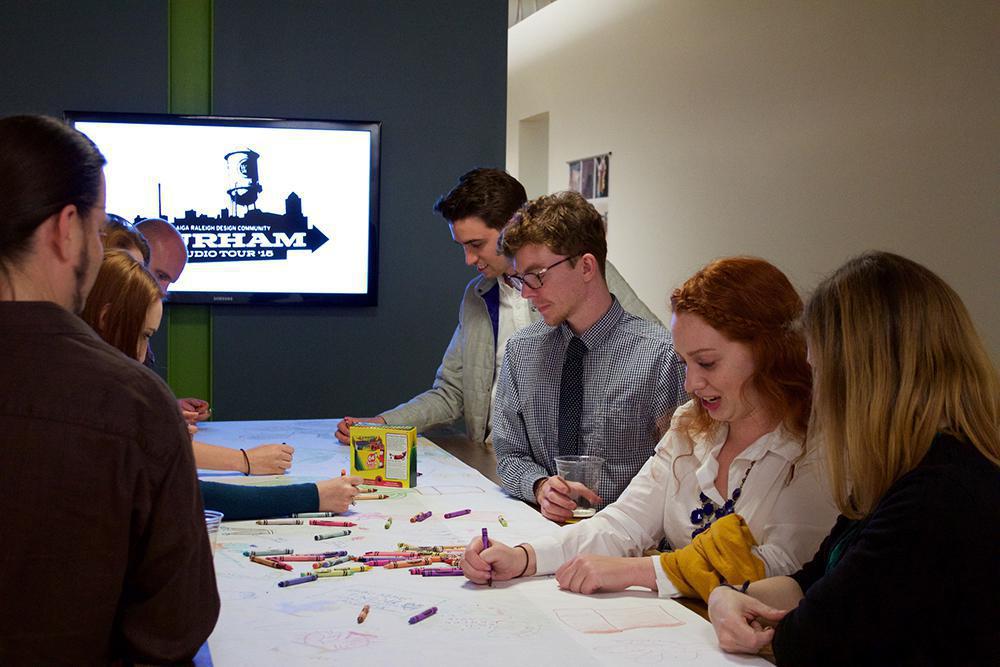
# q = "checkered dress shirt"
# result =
<box><xmin>492</xmin><ymin>298</ymin><xmax>688</xmax><ymax>505</ymax></box>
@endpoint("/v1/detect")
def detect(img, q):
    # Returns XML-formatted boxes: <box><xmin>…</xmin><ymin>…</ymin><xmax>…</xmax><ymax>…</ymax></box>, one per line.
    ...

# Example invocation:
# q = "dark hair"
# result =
<box><xmin>433</xmin><ymin>168</ymin><xmax>527</xmax><ymax>230</ymax></box>
<box><xmin>500</xmin><ymin>191</ymin><xmax>607</xmax><ymax>276</ymax></box>
<box><xmin>671</xmin><ymin>256</ymin><xmax>812</xmax><ymax>440</ymax></box>
<box><xmin>104</xmin><ymin>214</ymin><xmax>151</xmax><ymax>264</ymax></box>
<box><xmin>0</xmin><ymin>115</ymin><xmax>106</xmax><ymax>270</ymax></box>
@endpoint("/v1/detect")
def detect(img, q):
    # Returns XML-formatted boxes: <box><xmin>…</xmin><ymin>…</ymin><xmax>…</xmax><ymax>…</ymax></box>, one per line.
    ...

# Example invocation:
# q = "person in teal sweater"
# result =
<box><xmin>81</xmin><ymin>248</ymin><xmax>361</xmax><ymax>521</ymax></box>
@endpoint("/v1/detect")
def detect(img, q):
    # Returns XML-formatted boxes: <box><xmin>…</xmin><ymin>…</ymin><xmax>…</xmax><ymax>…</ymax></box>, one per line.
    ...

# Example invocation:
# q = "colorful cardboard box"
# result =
<box><xmin>349</xmin><ymin>423</ymin><xmax>417</xmax><ymax>488</ymax></box>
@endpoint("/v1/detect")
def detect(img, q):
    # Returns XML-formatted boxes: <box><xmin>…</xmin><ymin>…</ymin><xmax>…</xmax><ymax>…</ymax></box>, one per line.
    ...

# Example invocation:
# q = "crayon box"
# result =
<box><xmin>349</xmin><ymin>423</ymin><xmax>417</xmax><ymax>488</ymax></box>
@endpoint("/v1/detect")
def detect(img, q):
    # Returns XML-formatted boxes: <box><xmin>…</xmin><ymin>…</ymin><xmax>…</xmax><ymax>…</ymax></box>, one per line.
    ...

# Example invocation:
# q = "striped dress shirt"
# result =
<box><xmin>492</xmin><ymin>298</ymin><xmax>687</xmax><ymax>506</ymax></box>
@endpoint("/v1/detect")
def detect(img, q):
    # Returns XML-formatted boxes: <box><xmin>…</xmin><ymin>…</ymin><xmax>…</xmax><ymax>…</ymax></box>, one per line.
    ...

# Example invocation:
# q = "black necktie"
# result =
<box><xmin>558</xmin><ymin>336</ymin><xmax>587</xmax><ymax>457</ymax></box>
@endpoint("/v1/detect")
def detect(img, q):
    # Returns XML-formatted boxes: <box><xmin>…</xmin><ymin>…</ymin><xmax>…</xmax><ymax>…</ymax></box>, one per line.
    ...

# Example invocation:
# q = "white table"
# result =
<box><xmin>197</xmin><ymin>419</ymin><xmax>768</xmax><ymax>666</ymax></box>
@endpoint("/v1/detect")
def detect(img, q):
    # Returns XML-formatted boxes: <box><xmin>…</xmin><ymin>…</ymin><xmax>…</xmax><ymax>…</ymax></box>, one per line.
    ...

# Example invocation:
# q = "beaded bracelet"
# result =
<box><xmin>718</xmin><ymin>580</ymin><xmax>751</xmax><ymax>594</ymax></box>
<box><xmin>514</xmin><ymin>544</ymin><xmax>531</xmax><ymax>578</ymax></box>
<box><xmin>240</xmin><ymin>448</ymin><xmax>252</xmax><ymax>476</ymax></box>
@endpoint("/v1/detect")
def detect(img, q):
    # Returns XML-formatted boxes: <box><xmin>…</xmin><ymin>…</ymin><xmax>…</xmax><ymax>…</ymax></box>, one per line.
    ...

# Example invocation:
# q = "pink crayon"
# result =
<box><xmin>309</xmin><ymin>520</ymin><xmax>357</xmax><ymax>527</ymax></box>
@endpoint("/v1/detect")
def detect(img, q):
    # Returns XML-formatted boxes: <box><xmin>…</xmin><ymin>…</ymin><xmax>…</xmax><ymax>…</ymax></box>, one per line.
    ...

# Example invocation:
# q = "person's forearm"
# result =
<box><xmin>746</xmin><ymin>576</ymin><xmax>804</xmax><ymax>610</ymax></box>
<box><xmin>192</xmin><ymin>441</ymin><xmax>245</xmax><ymax>473</ymax></box>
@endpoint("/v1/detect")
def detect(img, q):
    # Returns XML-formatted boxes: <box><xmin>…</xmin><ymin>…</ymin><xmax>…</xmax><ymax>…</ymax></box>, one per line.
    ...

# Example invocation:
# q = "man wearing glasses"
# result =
<box><xmin>494</xmin><ymin>192</ymin><xmax>687</xmax><ymax>521</ymax></box>
<box><xmin>336</xmin><ymin>168</ymin><xmax>658</xmax><ymax>446</ymax></box>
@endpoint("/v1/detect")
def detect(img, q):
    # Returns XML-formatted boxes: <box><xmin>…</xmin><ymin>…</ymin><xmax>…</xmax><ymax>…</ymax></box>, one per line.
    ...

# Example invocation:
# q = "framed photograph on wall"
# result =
<box><xmin>568</xmin><ymin>152</ymin><xmax>610</xmax><ymax>223</ymax></box>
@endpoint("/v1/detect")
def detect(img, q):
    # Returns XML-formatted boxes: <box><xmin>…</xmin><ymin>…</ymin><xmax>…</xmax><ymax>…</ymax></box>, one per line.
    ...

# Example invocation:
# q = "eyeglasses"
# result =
<box><xmin>507</xmin><ymin>254</ymin><xmax>580</xmax><ymax>291</ymax></box>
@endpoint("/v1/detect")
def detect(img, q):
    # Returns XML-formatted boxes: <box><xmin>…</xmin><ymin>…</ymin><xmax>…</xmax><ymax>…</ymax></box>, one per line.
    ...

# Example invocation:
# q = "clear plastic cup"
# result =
<box><xmin>205</xmin><ymin>510</ymin><xmax>224</xmax><ymax>551</ymax></box>
<box><xmin>554</xmin><ymin>455</ymin><xmax>605</xmax><ymax>518</ymax></box>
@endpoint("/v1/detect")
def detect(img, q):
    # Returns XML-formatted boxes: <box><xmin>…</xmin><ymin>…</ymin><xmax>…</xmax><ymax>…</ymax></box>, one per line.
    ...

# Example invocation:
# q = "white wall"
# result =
<box><xmin>508</xmin><ymin>0</ymin><xmax>1000</xmax><ymax>361</ymax></box>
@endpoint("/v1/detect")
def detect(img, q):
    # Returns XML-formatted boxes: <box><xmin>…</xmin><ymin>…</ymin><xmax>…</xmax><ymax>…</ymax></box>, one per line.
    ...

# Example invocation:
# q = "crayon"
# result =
<box><xmin>409</xmin><ymin>511</ymin><xmax>432</xmax><ymax>523</ymax></box>
<box><xmin>482</xmin><ymin>527</ymin><xmax>492</xmax><ymax>587</ymax></box>
<box><xmin>309</xmin><ymin>520</ymin><xmax>357</xmax><ymax>527</ymax></box>
<box><xmin>410</xmin><ymin>567</ymin><xmax>427</xmax><ymax>575</ymax></box>
<box><xmin>421</xmin><ymin>568</ymin><xmax>465</xmax><ymax>576</ymax></box>
<box><xmin>249</xmin><ymin>556</ymin><xmax>293</xmax><ymax>571</ymax></box>
<box><xmin>243</xmin><ymin>548</ymin><xmax>293</xmax><ymax>557</ymax></box>
<box><xmin>314</xmin><ymin>569</ymin><xmax>354</xmax><ymax>578</ymax></box>
<box><xmin>314</xmin><ymin>530</ymin><xmax>351</xmax><ymax>541</ymax></box>
<box><xmin>278</xmin><ymin>574</ymin><xmax>318</xmax><ymax>587</ymax></box>
<box><xmin>357</xmin><ymin>604</ymin><xmax>370</xmax><ymax>624</ymax></box>
<box><xmin>257</xmin><ymin>519</ymin><xmax>303</xmax><ymax>525</ymax></box>
<box><xmin>444</xmin><ymin>509</ymin><xmax>472</xmax><ymax>519</ymax></box>
<box><xmin>408</xmin><ymin>606</ymin><xmax>438</xmax><ymax>624</ymax></box>
<box><xmin>384</xmin><ymin>517</ymin><xmax>393</xmax><ymax>529</ymax></box>
<box><xmin>355</xmin><ymin>493</ymin><xmax>389</xmax><ymax>500</ymax></box>
<box><xmin>272</xmin><ymin>551</ymin><xmax>345</xmax><ymax>561</ymax></box>
<box><xmin>384</xmin><ymin>558</ymin><xmax>431</xmax><ymax>569</ymax></box>
<box><xmin>291</xmin><ymin>512</ymin><xmax>336</xmax><ymax>518</ymax></box>
<box><xmin>498</xmin><ymin>515</ymin><xmax>508</xmax><ymax>527</ymax></box>
<box><xmin>338</xmin><ymin>564</ymin><xmax>372</xmax><ymax>573</ymax></box>
<box><xmin>364</xmin><ymin>551</ymin><xmax>419</xmax><ymax>557</ymax></box>
<box><xmin>313</xmin><ymin>556</ymin><xmax>352</xmax><ymax>569</ymax></box>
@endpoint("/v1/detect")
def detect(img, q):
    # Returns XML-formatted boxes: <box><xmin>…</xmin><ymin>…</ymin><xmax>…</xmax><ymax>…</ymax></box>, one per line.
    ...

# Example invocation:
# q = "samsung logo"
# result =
<box><xmin>213</xmin><ymin>296</ymin><xmax>235</xmax><ymax>302</ymax></box>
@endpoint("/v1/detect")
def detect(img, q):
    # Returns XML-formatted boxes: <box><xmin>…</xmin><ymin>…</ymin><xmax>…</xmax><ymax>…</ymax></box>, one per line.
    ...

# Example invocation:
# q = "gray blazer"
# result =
<box><xmin>380</xmin><ymin>261</ymin><xmax>661</xmax><ymax>443</ymax></box>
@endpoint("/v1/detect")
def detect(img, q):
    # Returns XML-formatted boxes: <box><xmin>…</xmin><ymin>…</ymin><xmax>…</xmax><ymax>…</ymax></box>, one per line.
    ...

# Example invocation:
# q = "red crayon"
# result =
<box><xmin>309</xmin><ymin>520</ymin><xmax>357</xmax><ymax>527</ymax></box>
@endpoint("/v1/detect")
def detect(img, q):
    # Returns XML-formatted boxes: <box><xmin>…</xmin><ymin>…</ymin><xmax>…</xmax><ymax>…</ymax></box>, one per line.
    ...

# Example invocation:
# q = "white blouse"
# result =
<box><xmin>531</xmin><ymin>400</ymin><xmax>838</xmax><ymax>597</ymax></box>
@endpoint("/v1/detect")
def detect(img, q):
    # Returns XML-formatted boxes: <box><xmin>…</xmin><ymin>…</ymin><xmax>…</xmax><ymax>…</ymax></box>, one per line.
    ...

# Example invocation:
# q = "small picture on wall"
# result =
<box><xmin>569</xmin><ymin>161</ymin><xmax>582</xmax><ymax>194</ymax></box>
<box><xmin>568</xmin><ymin>152</ymin><xmax>610</xmax><ymax>200</ymax></box>
<box><xmin>595</xmin><ymin>154</ymin><xmax>609</xmax><ymax>198</ymax></box>
<box><xmin>580</xmin><ymin>158</ymin><xmax>595</xmax><ymax>199</ymax></box>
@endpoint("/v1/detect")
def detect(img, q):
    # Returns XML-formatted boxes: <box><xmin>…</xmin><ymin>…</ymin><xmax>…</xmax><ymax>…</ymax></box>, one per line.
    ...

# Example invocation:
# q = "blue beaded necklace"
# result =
<box><xmin>690</xmin><ymin>459</ymin><xmax>757</xmax><ymax>539</ymax></box>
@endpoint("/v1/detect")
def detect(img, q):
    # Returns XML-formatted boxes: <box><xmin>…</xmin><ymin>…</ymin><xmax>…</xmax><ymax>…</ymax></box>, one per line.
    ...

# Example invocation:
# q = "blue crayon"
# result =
<box><xmin>408</xmin><ymin>606</ymin><xmax>438</xmax><ymax>624</ymax></box>
<box><xmin>243</xmin><ymin>548</ymin><xmax>293</xmax><ymax>557</ymax></box>
<box><xmin>278</xmin><ymin>574</ymin><xmax>318</xmax><ymax>588</ymax></box>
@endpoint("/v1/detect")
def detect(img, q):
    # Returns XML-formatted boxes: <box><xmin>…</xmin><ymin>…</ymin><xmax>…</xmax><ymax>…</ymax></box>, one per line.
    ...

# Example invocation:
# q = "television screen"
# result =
<box><xmin>67</xmin><ymin>111</ymin><xmax>380</xmax><ymax>305</ymax></box>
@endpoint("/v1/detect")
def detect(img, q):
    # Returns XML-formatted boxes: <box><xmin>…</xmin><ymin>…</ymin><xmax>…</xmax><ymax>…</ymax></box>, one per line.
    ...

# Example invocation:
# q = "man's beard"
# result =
<box><xmin>70</xmin><ymin>237</ymin><xmax>93</xmax><ymax>314</ymax></box>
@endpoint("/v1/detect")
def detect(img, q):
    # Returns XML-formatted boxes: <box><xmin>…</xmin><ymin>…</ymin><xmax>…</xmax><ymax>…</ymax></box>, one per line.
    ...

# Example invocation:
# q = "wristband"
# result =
<box><xmin>719</xmin><ymin>580</ymin><xmax>751</xmax><ymax>594</ymax></box>
<box><xmin>514</xmin><ymin>544</ymin><xmax>531</xmax><ymax>578</ymax></box>
<box><xmin>240</xmin><ymin>448</ymin><xmax>251</xmax><ymax>476</ymax></box>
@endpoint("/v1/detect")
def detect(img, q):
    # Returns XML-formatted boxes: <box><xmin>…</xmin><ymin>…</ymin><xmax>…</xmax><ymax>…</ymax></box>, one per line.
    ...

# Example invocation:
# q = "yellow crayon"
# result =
<box><xmin>498</xmin><ymin>515</ymin><xmax>508</xmax><ymax>527</ymax></box>
<box><xmin>314</xmin><ymin>569</ymin><xmax>354</xmax><ymax>577</ymax></box>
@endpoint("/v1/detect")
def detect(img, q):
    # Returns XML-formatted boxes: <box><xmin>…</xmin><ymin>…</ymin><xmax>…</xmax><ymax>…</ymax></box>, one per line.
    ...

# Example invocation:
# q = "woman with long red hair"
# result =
<box><xmin>462</xmin><ymin>257</ymin><xmax>836</xmax><ymax>601</ymax></box>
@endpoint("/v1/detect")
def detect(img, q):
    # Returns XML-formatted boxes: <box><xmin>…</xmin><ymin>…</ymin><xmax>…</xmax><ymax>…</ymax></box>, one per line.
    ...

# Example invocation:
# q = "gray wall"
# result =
<box><xmin>0</xmin><ymin>0</ymin><xmax>508</xmax><ymax>421</ymax></box>
<box><xmin>210</xmin><ymin>0</ymin><xmax>507</xmax><ymax>420</ymax></box>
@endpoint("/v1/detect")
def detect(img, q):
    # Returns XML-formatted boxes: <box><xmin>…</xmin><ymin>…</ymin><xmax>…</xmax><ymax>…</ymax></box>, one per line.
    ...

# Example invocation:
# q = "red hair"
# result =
<box><xmin>671</xmin><ymin>257</ymin><xmax>811</xmax><ymax>439</ymax></box>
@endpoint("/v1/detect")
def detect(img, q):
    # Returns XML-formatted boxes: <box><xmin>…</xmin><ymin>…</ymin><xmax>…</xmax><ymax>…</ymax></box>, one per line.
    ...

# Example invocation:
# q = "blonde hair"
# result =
<box><xmin>804</xmin><ymin>251</ymin><xmax>999</xmax><ymax>518</ymax></box>
<box><xmin>81</xmin><ymin>250</ymin><xmax>161</xmax><ymax>361</ymax></box>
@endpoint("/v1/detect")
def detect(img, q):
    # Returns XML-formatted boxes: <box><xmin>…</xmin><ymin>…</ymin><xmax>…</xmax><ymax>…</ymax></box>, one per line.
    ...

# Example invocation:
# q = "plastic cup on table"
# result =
<box><xmin>205</xmin><ymin>510</ymin><xmax>224</xmax><ymax>550</ymax></box>
<box><xmin>553</xmin><ymin>455</ymin><xmax>604</xmax><ymax>518</ymax></box>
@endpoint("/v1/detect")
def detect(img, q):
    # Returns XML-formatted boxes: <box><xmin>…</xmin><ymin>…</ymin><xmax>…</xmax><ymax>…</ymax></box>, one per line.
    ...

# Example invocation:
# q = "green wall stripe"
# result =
<box><xmin>167</xmin><ymin>0</ymin><xmax>213</xmax><ymax>405</ymax></box>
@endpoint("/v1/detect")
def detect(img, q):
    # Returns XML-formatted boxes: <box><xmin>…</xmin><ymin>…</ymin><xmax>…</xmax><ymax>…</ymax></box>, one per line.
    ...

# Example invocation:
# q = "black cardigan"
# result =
<box><xmin>772</xmin><ymin>433</ymin><xmax>999</xmax><ymax>666</ymax></box>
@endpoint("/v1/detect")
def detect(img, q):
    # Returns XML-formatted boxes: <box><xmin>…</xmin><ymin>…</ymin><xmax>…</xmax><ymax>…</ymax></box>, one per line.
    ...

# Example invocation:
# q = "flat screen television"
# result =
<box><xmin>67</xmin><ymin>111</ymin><xmax>380</xmax><ymax>305</ymax></box>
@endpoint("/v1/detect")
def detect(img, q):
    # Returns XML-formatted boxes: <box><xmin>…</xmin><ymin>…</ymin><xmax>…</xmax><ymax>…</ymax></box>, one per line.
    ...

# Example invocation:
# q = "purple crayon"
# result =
<box><xmin>421</xmin><ymin>568</ymin><xmax>464</xmax><ymax>576</ymax></box>
<box><xmin>278</xmin><ymin>574</ymin><xmax>318</xmax><ymax>588</ymax></box>
<box><xmin>414</xmin><ymin>511</ymin><xmax>432</xmax><ymax>523</ymax></box>
<box><xmin>482</xmin><ymin>527</ymin><xmax>492</xmax><ymax>587</ymax></box>
<box><xmin>443</xmin><ymin>509</ymin><xmax>472</xmax><ymax>519</ymax></box>
<box><xmin>408</xmin><ymin>606</ymin><xmax>438</xmax><ymax>624</ymax></box>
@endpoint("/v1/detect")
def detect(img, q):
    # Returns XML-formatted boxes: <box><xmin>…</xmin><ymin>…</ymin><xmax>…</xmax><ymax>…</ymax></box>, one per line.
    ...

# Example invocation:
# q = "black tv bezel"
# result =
<box><xmin>66</xmin><ymin>110</ymin><xmax>381</xmax><ymax>307</ymax></box>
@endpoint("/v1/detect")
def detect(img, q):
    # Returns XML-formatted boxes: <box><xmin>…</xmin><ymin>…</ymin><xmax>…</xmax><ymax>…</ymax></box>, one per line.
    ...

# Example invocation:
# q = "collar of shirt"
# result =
<box><xmin>557</xmin><ymin>296</ymin><xmax>625</xmax><ymax>352</ymax></box>
<box><xmin>693</xmin><ymin>422</ymin><xmax>803</xmax><ymax>504</ymax></box>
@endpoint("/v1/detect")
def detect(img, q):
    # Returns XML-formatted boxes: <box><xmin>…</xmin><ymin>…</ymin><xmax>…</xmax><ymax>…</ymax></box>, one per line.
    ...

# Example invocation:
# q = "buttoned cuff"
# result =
<box><xmin>651</xmin><ymin>555</ymin><xmax>680</xmax><ymax>598</ymax></box>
